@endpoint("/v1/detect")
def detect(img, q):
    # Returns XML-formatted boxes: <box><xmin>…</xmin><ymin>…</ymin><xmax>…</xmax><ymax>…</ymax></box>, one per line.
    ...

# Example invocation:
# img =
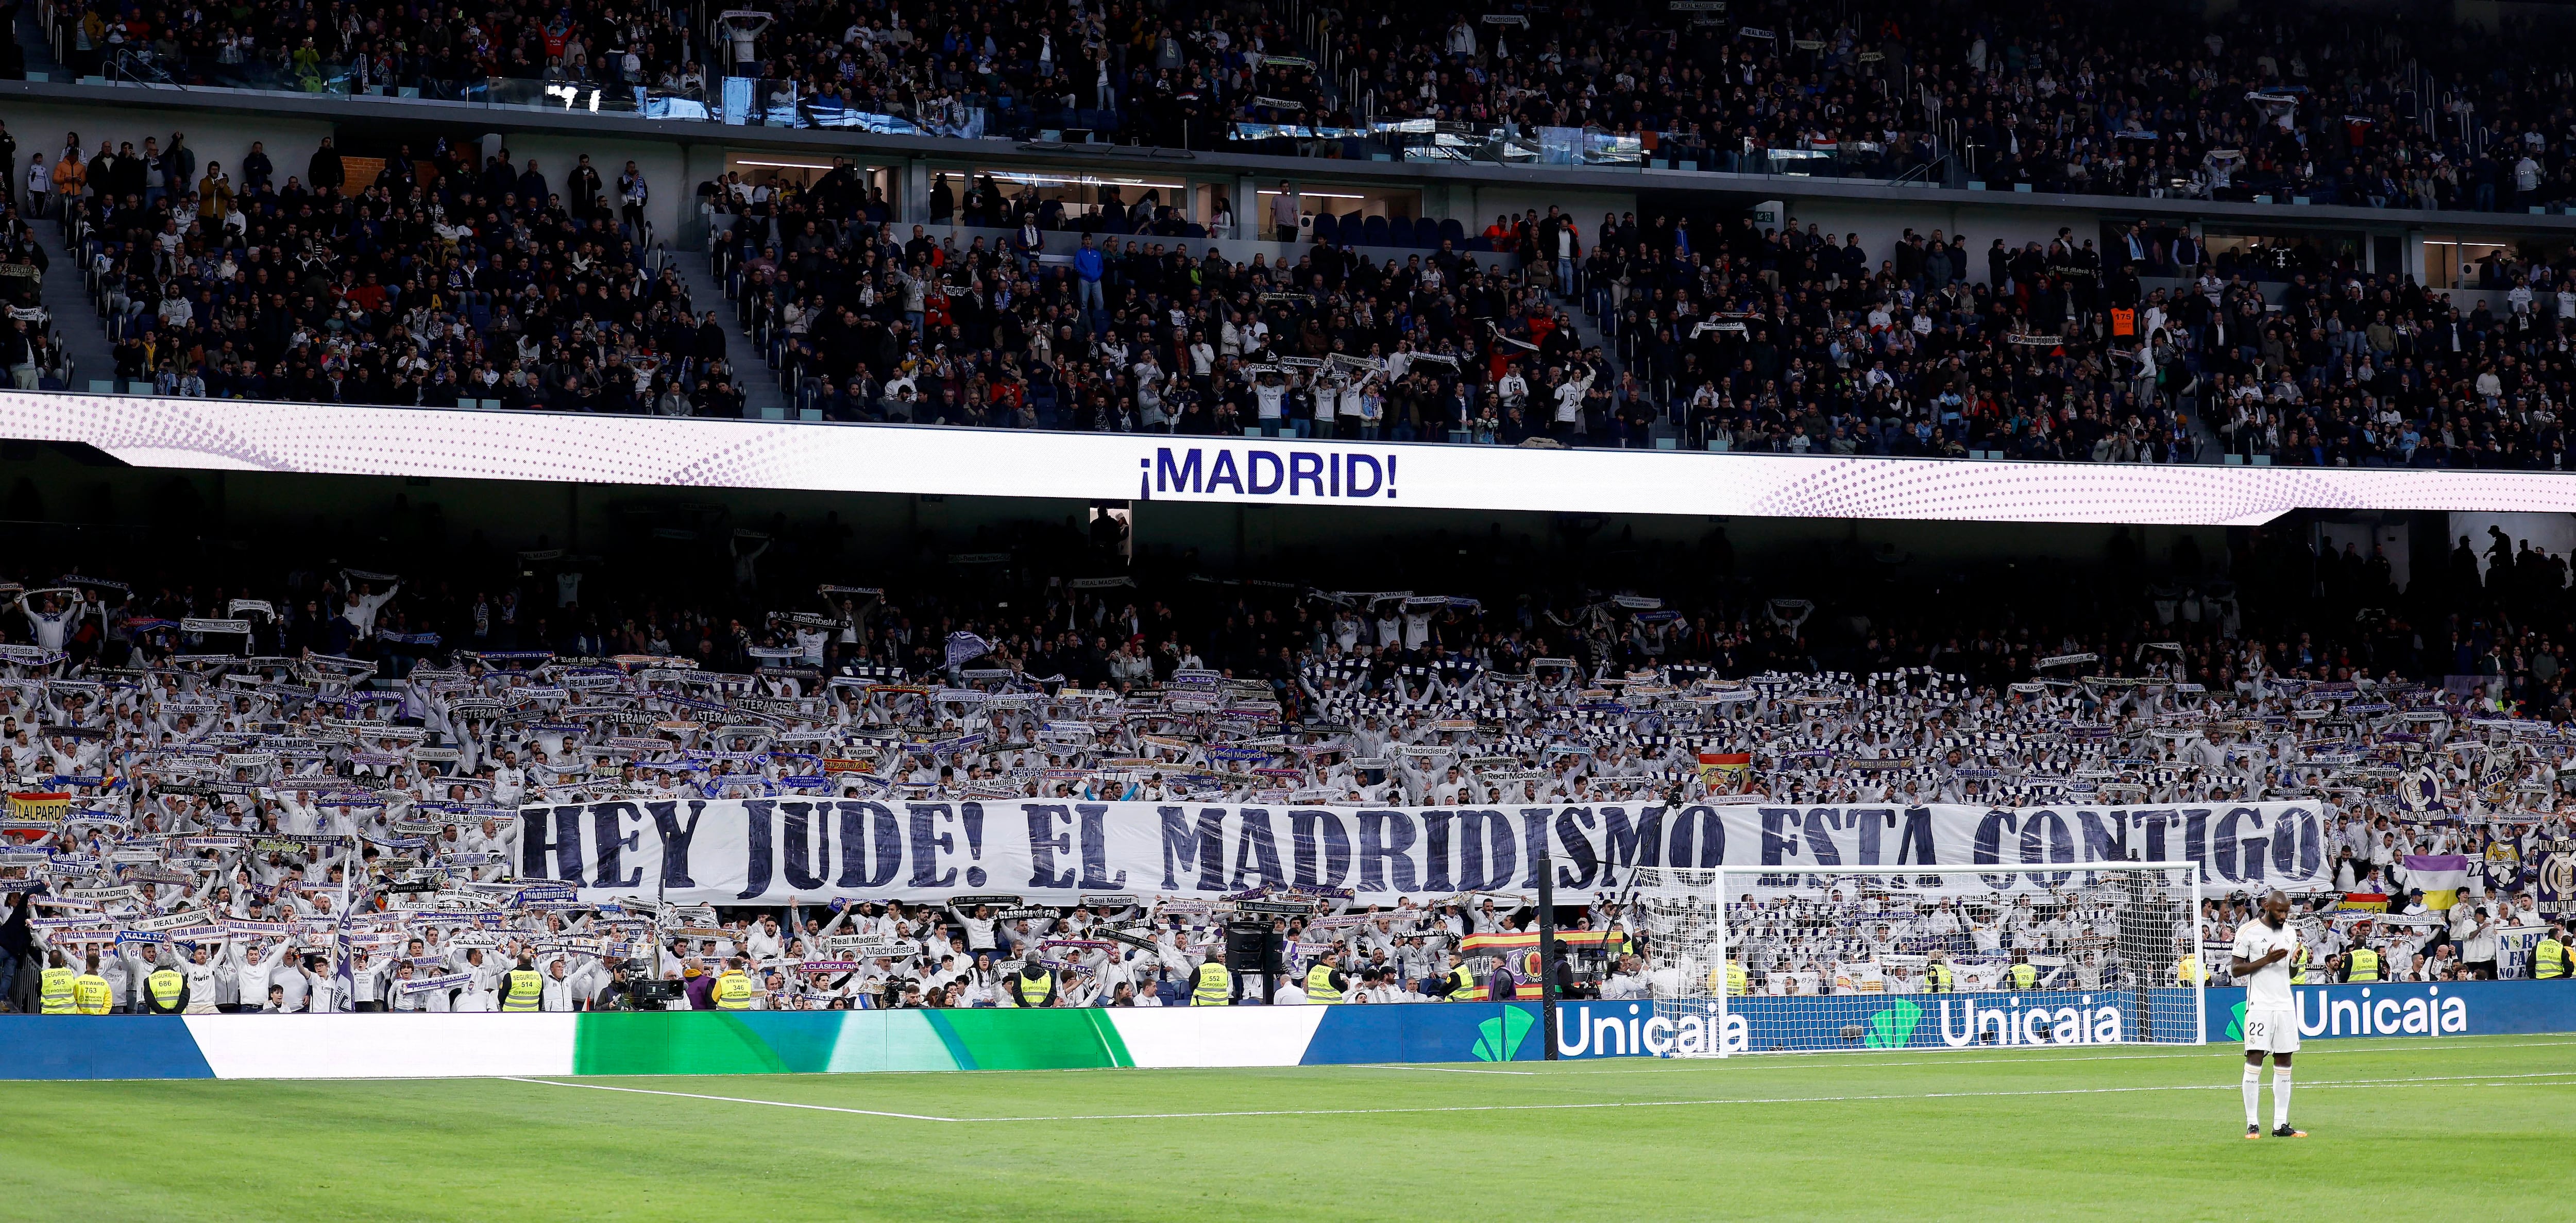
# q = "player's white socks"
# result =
<box><xmin>2272</xmin><ymin>1069</ymin><xmax>2293</xmax><ymax>1129</ymax></box>
<box><xmin>2242</xmin><ymin>1064</ymin><xmax>2262</xmax><ymax>1126</ymax></box>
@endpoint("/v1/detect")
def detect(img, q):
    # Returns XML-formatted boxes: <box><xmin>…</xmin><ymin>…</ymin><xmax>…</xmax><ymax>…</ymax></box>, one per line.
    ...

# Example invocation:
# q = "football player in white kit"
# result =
<box><xmin>2230</xmin><ymin>889</ymin><xmax>2308</xmax><ymax>1139</ymax></box>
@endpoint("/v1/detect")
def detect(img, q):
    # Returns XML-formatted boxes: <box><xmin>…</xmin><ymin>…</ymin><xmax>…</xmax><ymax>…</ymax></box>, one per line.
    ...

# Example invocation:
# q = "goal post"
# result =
<box><xmin>1633</xmin><ymin>862</ymin><xmax>2205</xmax><ymax>1058</ymax></box>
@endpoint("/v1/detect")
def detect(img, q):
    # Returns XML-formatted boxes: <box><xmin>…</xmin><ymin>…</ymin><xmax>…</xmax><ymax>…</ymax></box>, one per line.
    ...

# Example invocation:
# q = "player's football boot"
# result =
<box><xmin>2270</xmin><ymin>1125</ymin><xmax>2307</xmax><ymax>1138</ymax></box>
<box><xmin>2244</xmin><ymin>1125</ymin><xmax>2262</xmax><ymax>1140</ymax></box>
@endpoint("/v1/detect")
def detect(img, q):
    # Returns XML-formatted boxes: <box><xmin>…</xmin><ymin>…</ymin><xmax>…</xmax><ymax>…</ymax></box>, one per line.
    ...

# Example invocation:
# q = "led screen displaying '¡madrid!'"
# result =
<box><xmin>3</xmin><ymin>394</ymin><xmax>2572</xmax><ymax>524</ymax></box>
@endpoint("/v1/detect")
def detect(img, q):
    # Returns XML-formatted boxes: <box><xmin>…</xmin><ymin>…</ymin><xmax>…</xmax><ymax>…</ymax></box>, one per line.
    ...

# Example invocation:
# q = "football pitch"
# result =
<box><xmin>10</xmin><ymin>1033</ymin><xmax>2571</xmax><ymax>1220</ymax></box>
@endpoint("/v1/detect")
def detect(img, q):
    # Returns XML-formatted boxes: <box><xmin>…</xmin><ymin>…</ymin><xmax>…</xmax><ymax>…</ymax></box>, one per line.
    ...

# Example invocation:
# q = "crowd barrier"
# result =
<box><xmin>5</xmin><ymin>982</ymin><xmax>2566</xmax><ymax>1080</ymax></box>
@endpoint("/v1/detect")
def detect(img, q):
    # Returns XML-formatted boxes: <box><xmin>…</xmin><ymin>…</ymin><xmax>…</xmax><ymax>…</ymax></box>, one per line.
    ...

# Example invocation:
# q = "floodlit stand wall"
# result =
<box><xmin>2</xmin><ymin>983</ymin><xmax>2563</xmax><ymax>1080</ymax></box>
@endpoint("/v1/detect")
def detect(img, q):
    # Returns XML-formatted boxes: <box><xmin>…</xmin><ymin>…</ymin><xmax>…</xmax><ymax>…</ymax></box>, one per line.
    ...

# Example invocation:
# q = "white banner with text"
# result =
<box><xmin>512</xmin><ymin>799</ymin><xmax>2333</xmax><ymax>905</ymax></box>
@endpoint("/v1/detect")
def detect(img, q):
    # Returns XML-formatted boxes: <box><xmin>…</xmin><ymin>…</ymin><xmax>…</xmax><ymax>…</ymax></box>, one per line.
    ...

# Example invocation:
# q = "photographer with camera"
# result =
<box><xmin>586</xmin><ymin>963</ymin><xmax>640</xmax><ymax>1011</ymax></box>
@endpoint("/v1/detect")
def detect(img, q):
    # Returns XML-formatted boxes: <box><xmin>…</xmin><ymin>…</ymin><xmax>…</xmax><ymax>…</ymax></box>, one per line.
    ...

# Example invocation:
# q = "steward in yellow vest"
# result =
<box><xmin>713</xmin><ymin>959</ymin><xmax>758</xmax><ymax>1010</ymax></box>
<box><xmin>1009</xmin><ymin>963</ymin><xmax>1057</xmax><ymax>1008</ymax></box>
<box><xmin>2535</xmin><ymin>929</ymin><xmax>2567</xmax><ymax>979</ymax></box>
<box><xmin>2343</xmin><ymin>946</ymin><xmax>2380</xmax><ymax>983</ymax></box>
<box><xmin>2007</xmin><ymin>957</ymin><xmax>2038</xmax><ymax>990</ymax></box>
<box><xmin>2290</xmin><ymin>945</ymin><xmax>2311</xmax><ymax>986</ymax></box>
<box><xmin>502</xmin><ymin>958</ymin><xmax>546</xmax><ymax>1012</ymax></box>
<box><xmin>1436</xmin><ymin>953</ymin><xmax>1485</xmax><ymax>1000</ymax></box>
<box><xmin>1304</xmin><ymin>949</ymin><xmax>1345</xmax><ymax>1004</ymax></box>
<box><xmin>1190</xmin><ymin>959</ymin><xmax>1231</xmax><ymax>1006</ymax></box>
<box><xmin>38</xmin><ymin>952</ymin><xmax>77</xmax><ymax>1014</ymax></box>
<box><xmin>73</xmin><ymin>953</ymin><xmax>112</xmax><ymax>1014</ymax></box>
<box><xmin>144</xmin><ymin>966</ymin><xmax>188</xmax><ymax>1014</ymax></box>
<box><xmin>1924</xmin><ymin>956</ymin><xmax>1954</xmax><ymax>993</ymax></box>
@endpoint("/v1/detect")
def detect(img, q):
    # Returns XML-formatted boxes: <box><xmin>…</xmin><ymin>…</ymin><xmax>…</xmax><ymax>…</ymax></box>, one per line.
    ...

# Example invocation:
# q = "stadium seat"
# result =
<box><xmin>1362</xmin><ymin>215</ymin><xmax>1391</xmax><ymax>247</ymax></box>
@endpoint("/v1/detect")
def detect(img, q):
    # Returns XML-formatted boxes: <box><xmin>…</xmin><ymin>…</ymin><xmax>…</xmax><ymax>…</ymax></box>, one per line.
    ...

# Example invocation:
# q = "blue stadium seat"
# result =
<box><xmin>1362</xmin><ymin>215</ymin><xmax>1391</xmax><ymax>247</ymax></box>
<box><xmin>1439</xmin><ymin>217</ymin><xmax>1467</xmax><ymax>246</ymax></box>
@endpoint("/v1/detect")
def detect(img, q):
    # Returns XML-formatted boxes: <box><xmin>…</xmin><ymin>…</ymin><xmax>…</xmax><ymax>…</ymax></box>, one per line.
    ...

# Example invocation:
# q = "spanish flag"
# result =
<box><xmin>1699</xmin><ymin>752</ymin><xmax>1752</xmax><ymax>788</ymax></box>
<box><xmin>2402</xmin><ymin>854</ymin><xmax>2471</xmax><ymax>911</ymax></box>
<box><xmin>1460</xmin><ymin>930</ymin><xmax>1626</xmax><ymax>956</ymax></box>
<box><xmin>2336</xmin><ymin>893</ymin><xmax>2389</xmax><ymax>913</ymax></box>
<box><xmin>5</xmin><ymin>791</ymin><xmax>68</xmax><ymax>823</ymax></box>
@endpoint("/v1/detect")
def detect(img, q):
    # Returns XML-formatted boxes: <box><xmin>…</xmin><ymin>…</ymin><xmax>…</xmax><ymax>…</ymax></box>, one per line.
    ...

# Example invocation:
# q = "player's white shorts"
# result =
<box><xmin>2241</xmin><ymin>1007</ymin><xmax>2300</xmax><ymax>1054</ymax></box>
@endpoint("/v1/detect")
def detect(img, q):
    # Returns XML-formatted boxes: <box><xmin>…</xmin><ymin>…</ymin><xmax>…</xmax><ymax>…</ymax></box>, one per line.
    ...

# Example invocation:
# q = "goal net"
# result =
<box><xmin>1633</xmin><ymin>863</ymin><xmax>2205</xmax><ymax>1057</ymax></box>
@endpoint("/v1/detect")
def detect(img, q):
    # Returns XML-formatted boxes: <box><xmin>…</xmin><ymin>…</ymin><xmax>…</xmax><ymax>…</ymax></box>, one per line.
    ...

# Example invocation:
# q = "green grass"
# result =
<box><xmin>10</xmin><ymin>1035</ymin><xmax>2572</xmax><ymax>1220</ymax></box>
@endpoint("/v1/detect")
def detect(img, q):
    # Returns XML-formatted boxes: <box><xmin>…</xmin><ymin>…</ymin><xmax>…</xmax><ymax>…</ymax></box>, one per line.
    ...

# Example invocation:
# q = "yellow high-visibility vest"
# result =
<box><xmin>72</xmin><ymin>973</ymin><xmax>112</xmax><ymax>1014</ymax></box>
<box><xmin>2535</xmin><ymin>939</ymin><xmax>2566</xmax><ymax>979</ymax></box>
<box><xmin>502</xmin><ymin>969</ymin><xmax>545</xmax><ymax>1012</ymax></box>
<box><xmin>2347</xmin><ymin>948</ymin><xmax>2380</xmax><ymax>982</ymax></box>
<box><xmin>713</xmin><ymin>970</ymin><xmax>756</xmax><ymax>1010</ymax></box>
<box><xmin>1192</xmin><ymin>962</ymin><xmax>1231</xmax><ymax>1006</ymax></box>
<box><xmin>38</xmin><ymin>966</ymin><xmax>76</xmax><ymax>1014</ymax></box>
<box><xmin>1304</xmin><ymin>962</ymin><xmax>1343</xmax><ymax>1004</ymax></box>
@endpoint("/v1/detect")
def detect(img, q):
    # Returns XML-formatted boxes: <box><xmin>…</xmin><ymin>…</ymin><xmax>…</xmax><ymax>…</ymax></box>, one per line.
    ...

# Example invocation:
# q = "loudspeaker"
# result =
<box><xmin>1224</xmin><ymin>923</ymin><xmax>1280</xmax><ymax>974</ymax></box>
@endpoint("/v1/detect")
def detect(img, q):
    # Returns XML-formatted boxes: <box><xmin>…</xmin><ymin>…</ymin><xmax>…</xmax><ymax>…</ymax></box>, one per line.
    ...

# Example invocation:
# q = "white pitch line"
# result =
<box><xmin>1497</xmin><ymin>1037</ymin><xmax>2576</xmax><ymax>1075</ymax></box>
<box><xmin>952</xmin><ymin>1071</ymin><xmax>2576</xmax><ymax>1123</ymax></box>
<box><xmin>498</xmin><ymin>1069</ymin><xmax>2576</xmax><ymax>1126</ymax></box>
<box><xmin>498</xmin><ymin>1076</ymin><xmax>960</xmax><ymax>1122</ymax></box>
<box><xmin>1362</xmin><ymin>1065</ymin><xmax>1539</xmax><ymax>1076</ymax></box>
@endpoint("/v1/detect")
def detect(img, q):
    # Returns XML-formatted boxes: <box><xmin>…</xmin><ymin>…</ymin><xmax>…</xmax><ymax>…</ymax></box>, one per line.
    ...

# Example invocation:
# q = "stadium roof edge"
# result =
<box><xmin>7</xmin><ymin>79</ymin><xmax>2575</xmax><ymax>237</ymax></box>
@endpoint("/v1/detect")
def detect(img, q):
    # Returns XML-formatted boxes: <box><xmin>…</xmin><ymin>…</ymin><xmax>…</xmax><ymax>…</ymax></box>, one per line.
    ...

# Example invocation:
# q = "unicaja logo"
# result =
<box><xmin>2234</xmin><ymin>987</ymin><xmax>2469</xmax><ymax>1041</ymax></box>
<box><xmin>1863</xmin><ymin>999</ymin><xmax>1925</xmax><ymax>1048</ymax></box>
<box><xmin>2298</xmin><ymin>986</ymin><xmax>2467</xmax><ymax>1037</ymax></box>
<box><xmin>1555</xmin><ymin>1003</ymin><xmax>1735</xmax><ymax>1057</ymax></box>
<box><xmin>1470</xmin><ymin>1007</ymin><xmax>1535</xmax><ymax>1062</ymax></box>
<box><xmin>1935</xmin><ymin>996</ymin><xmax>2127</xmax><ymax>1046</ymax></box>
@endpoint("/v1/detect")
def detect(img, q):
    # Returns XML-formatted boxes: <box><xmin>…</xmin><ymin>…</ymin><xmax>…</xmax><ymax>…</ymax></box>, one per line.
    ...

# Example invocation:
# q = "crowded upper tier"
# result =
<box><xmin>27</xmin><ymin>0</ymin><xmax>2576</xmax><ymax>211</ymax></box>
<box><xmin>27</xmin><ymin>124</ymin><xmax>2576</xmax><ymax>467</ymax></box>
